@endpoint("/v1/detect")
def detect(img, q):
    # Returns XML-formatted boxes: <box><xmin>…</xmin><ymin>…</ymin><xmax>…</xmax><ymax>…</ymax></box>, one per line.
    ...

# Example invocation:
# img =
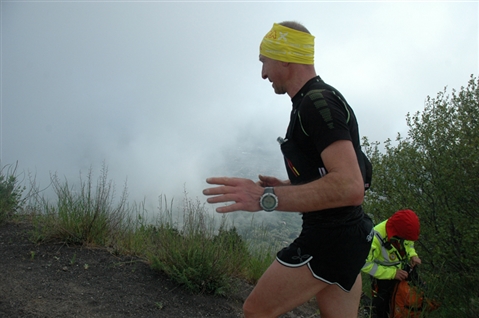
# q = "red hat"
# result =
<box><xmin>386</xmin><ymin>209</ymin><xmax>420</xmax><ymax>241</ymax></box>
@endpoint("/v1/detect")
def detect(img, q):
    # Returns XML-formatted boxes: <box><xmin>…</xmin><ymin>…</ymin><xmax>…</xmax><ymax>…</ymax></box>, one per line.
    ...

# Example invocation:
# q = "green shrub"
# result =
<box><xmin>363</xmin><ymin>75</ymin><xmax>479</xmax><ymax>316</ymax></box>
<box><xmin>147</xmin><ymin>195</ymin><xmax>250</xmax><ymax>295</ymax></box>
<box><xmin>33</xmin><ymin>164</ymin><xmax>130</xmax><ymax>246</ymax></box>
<box><xmin>0</xmin><ymin>162</ymin><xmax>25</xmax><ymax>222</ymax></box>
<box><xmin>12</xmin><ymin>163</ymin><xmax>285</xmax><ymax>298</ymax></box>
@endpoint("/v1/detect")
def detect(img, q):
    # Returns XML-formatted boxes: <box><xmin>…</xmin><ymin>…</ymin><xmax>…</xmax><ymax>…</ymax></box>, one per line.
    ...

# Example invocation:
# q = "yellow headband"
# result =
<box><xmin>260</xmin><ymin>23</ymin><xmax>315</xmax><ymax>65</ymax></box>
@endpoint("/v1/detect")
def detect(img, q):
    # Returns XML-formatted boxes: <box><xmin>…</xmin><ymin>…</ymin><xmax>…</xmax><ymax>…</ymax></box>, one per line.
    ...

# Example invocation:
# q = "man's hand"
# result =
<box><xmin>394</xmin><ymin>269</ymin><xmax>409</xmax><ymax>281</ymax></box>
<box><xmin>257</xmin><ymin>175</ymin><xmax>290</xmax><ymax>187</ymax></box>
<box><xmin>410</xmin><ymin>256</ymin><xmax>422</xmax><ymax>267</ymax></box>
<box><xmin>203</xmin><ymin>177</ymin><xmax>264</xmax><ymax>213</ymax></box>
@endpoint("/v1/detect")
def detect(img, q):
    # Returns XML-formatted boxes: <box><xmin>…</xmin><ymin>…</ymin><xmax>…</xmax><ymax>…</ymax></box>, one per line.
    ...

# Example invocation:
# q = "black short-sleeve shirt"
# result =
<box><xmin>289</xmin><ymin>76</ymin><xmax>360</xmax><ymax>171</ymax></box>
<box><xmin>280</xmin><ymin>76</ymin><xmax>363</xmax><ymax>224</ymax></box>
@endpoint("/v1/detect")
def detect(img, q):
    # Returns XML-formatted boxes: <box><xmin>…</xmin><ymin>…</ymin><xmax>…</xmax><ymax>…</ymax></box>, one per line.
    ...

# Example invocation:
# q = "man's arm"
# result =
<box><xmin>274</xmin><ymin>139</ymin><xmax>364</xmax><ymax>212</ymax></box>
<box><xmin>203</xmin><ymin>139</ymin><xmax>364</xmax><ymax>213</ymax></box>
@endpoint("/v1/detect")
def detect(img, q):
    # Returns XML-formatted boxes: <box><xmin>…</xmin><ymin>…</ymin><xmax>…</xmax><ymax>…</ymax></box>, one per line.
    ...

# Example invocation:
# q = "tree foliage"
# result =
<box><xmin>363</xmin><ymin>75</ymin><xmax>479</xmax><ymax>316</ymax></box>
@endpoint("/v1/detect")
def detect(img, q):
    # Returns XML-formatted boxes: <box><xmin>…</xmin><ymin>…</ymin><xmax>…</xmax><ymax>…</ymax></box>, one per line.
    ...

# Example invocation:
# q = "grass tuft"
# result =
<box><xmin>15</xmin><ymin>165</ymin><xmax>276</xmax><ymax>295</ymax></box>
<box><xmin>147</xmin><ymin>195</ymin><xmax>250</xmax><ymax>295</ymax></box>
<box><xmin>33</xmin><ymin>164</ymin><xmax>130</xmax><ymax>247</ymax></box>
<box><xmin>0</xmin><ymin>162</ymin><xmax>26</xmax><ymax>223</ymax></box>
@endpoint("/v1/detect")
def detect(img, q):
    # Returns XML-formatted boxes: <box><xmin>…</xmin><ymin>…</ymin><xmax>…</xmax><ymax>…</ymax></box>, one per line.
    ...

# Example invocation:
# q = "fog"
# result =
<box><xmin>1</xmin><ymin>1</ymin><xmax>477</xmax><ymax>215</ymax></box>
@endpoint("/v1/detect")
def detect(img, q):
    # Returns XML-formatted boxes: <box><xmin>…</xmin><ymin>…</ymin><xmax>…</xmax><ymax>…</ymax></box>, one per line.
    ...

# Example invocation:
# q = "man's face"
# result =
<box><xmin>259</xmin><ymin>55</ymin><xmax>287</xmax><ymax>95</ymax></box>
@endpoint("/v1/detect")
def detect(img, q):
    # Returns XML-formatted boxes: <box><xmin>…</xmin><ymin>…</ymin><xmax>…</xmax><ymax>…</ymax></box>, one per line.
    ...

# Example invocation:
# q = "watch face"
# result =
<box><xmin>262</xmin><ymin>194</ymin><xmax>277</xmax><ymax>209</ymax></box>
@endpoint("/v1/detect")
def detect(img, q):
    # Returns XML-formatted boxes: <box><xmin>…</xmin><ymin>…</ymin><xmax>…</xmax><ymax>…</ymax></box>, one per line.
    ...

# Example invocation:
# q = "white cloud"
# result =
<box><xmin>1</xmin><ymin>1</ymin><xmax>477</xmax><ymax>213</ymax></box>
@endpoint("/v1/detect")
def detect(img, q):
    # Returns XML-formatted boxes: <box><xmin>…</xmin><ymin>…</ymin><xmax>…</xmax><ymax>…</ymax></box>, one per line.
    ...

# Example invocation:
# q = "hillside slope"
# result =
<box><xmin>0</xmin><ymin>221</ymin><xmax>319</xmax><ymax>318</ymax></box>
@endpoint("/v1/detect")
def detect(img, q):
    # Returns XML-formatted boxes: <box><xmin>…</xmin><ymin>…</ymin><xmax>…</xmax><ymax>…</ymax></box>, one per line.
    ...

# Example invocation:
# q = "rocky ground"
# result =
<box><xmin>0</xmin><ymin>221</ymin><xmax>320</xmax><ymax>318</ymax></box>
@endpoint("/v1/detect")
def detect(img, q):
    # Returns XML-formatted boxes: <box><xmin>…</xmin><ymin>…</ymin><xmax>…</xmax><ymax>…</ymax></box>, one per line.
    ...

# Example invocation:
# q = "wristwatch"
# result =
<box><xmin>260</xmin><ymin>187</ymin><xmax>278</xmax><ymax>212</ymax></box>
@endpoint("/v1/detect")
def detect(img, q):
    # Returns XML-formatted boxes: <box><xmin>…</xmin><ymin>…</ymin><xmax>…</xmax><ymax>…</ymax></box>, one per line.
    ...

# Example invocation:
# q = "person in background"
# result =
<box><xmin>203</xmin><ymin>21</ymin><xmax>373</xmax><ymax>318</ymax></box>
<box><xmin>362</xmin><ymin>209</ymin><xmax>422</xmax><ymax>318</ymax></box>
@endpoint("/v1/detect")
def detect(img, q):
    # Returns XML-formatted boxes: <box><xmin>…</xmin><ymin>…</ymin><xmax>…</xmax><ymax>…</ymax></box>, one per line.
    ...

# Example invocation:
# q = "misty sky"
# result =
<box><xmin>1</xmin><ymin>1</ymin><xmax>478</xmax><ymax>212</ymax></box>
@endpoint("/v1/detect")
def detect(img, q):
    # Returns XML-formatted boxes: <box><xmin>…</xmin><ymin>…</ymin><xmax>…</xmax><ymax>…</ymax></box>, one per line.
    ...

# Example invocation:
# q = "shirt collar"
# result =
<box><xmin>291</xmin><ymin>76</ymin><xmax>324</xmax><ymax>107</ymax></box>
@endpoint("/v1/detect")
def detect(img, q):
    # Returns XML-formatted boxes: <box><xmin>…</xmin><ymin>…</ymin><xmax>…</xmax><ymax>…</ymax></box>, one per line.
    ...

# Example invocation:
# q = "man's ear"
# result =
<box><xmin>280</xmin><ymin>61</ymin><xmax>290</xmax><ymax>67</ymax></box>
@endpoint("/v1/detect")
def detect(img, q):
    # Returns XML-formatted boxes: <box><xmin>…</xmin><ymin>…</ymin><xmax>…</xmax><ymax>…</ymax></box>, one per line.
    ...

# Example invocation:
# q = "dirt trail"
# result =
<box><xmin>0</xmin><ymin>221</ymin><xmax>319</xmax><ymax>318</ymax></box>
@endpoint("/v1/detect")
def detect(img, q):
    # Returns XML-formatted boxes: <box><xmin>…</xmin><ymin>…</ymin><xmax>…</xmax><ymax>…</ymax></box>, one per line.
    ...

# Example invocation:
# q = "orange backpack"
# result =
<box><xmin>390</xmin><ymin>279</ymin><xmax>440</xmax><ymax>318</ymax></box>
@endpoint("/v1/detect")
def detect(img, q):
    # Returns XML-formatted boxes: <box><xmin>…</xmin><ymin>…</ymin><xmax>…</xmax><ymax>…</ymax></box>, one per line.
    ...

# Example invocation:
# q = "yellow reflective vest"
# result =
<box><xmin>361</xmin><ymin>220</ymin><xmax>418</xmax><ymax>280</ymax></box>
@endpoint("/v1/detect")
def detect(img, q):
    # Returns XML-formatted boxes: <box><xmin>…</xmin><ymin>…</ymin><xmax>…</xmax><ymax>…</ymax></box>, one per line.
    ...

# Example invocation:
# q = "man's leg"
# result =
<box><xmin>315</xmin><ymin>273</ymin><xmax>363</xmax><ymax>318</ymax></box>
<box><xmin>243</xmin><ymin>260</ymin><xmax>329</xmax><ymax>318</ymax></box>
<box><xmin>372</xmin><ymin>279</ymin><xmax>397</xmax><ymax>318</ymax></box>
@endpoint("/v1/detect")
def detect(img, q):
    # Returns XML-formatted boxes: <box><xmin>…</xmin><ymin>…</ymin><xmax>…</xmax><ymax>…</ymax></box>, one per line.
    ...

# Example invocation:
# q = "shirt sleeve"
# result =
<box><xmin>298</xmin><ymin>89</ymin><xmax>353</xmax><ymax>155</ymax></box>
<box><xmin>405</xmin><ymin>240</ymin><xmax>418</xmax><ymax>259</ymax></box>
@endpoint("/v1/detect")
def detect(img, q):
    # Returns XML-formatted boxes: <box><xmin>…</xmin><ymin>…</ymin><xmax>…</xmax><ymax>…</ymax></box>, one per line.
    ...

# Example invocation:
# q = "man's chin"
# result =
<box><xmin>273</xmin><ymin>86</ymin><xmax>285</xmax><ymax>95</ymax></box>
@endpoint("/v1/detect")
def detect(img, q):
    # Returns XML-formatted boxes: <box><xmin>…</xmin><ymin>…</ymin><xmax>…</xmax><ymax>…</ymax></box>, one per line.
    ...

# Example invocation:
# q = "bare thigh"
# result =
<box><xmin>243</xmin><ymin>260</ymin><xmax>329</xmax><ymax>318</ymax></box>
<box><xmin>315</xmin><ymin>273</ymin><xmax>362</xmax><ymax>318</ymax></box>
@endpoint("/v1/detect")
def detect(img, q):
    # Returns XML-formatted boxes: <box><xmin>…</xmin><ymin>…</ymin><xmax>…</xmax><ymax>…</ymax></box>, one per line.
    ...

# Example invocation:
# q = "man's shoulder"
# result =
<box><xmin>302</xmin><ymin>87</ymin><xmax>342</xmax><ymax>107</ymax></box>
<box><xmin>299</xmin><ymin>87</ymin><xmax>349</xmax><ymax>124</ymax></box>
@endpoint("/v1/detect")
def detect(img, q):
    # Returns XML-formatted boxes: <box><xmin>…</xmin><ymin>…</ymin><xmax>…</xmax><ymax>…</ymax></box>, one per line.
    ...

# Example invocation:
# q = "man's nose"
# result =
<box><xmin>261</xmin><ymin>65</ymin><xmax>267</xmax><ymax>79</ymax></box>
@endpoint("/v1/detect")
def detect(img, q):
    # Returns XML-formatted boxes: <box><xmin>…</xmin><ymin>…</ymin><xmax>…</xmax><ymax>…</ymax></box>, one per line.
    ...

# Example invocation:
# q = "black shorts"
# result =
<box><xmin>276</xmin><ymin>212</ymin><xmax>373</xmax><ymax>292</ymax></box>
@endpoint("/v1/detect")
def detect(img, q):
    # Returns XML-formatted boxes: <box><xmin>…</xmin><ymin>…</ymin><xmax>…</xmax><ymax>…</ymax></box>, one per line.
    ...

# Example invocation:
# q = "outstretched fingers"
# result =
<box><xmin>214</xmin><ymin>202</ymin><xmax>245</xmax><ymax>213</ymax></box>
<box><xmin>203</xmin><ymin>177</ymin><xmax>263</xmax><ymax>213</ymax></box>
<box><xmin>203</xmin><ymin>178</ymin><xmax>239</xmax><ymax>197</ymax></box>
<box><xmin>205</xmin><ymin>192</ymin><xmax>237</xmax><ymax>204</ymax></box>
<box><xmin>204</xmin><ymin>177</ymin><xmax>242</xmax><ymax>187</ymax></box>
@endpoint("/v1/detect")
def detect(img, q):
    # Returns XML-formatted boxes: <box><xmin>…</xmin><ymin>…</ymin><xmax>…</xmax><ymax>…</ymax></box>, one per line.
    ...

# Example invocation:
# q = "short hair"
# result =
<box><xmin>279</xmin><ymin>21</ymin><xmax>311</xmax><ymax>34</ymax></box>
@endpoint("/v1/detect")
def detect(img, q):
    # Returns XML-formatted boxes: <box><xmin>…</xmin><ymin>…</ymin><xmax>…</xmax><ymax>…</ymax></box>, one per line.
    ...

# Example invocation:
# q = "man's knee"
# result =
<box><xmin>243</xmin><ymin>296</ymin><xmax>276</xmax><ymax>318</ymax></box>
<box><xmin>242</xmin><ymin>300</ymin><xmax>255</xmax><ymax>318</ymax></box>
<box><xmin>243</xmin><ymin>298</ymin><xmax>263</xmax><ymax>318</ymax></box>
